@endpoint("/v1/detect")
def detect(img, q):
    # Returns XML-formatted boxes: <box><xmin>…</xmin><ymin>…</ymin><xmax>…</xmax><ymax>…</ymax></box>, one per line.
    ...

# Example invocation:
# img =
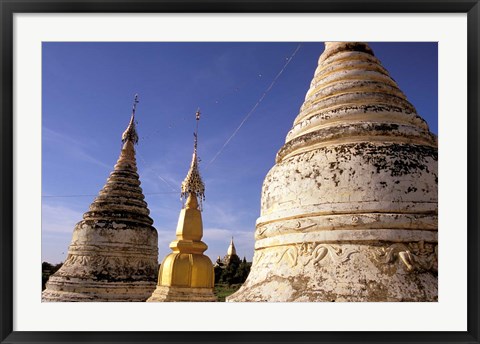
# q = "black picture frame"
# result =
<box><xmin>1</xmin><ymin>1</ymin><xmax>479</xmax><ymax>343</ymax></box>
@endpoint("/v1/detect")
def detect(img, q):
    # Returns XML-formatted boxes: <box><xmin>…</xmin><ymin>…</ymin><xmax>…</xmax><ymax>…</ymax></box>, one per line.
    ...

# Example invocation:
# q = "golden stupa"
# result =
<box><xmin>147</xmin><ymin>110</ymin><xmax>216</xmax><ymax>302</ymax></box>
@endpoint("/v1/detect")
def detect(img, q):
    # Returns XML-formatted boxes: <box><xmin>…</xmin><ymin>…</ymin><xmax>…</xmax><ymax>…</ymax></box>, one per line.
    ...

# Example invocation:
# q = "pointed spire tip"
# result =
<box><xmin>122</xmin><ymin>94</ymin><xmax>140</xmax><ymax>145</ymax></box>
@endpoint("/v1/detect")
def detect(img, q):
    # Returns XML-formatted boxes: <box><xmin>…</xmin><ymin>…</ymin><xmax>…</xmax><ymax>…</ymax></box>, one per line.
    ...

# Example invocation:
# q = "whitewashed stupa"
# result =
<box><xmin>42</xmin><ymin>95</ymin><xmax>159</xmax><ymax>302</ymax></box>
<box><xmin>228</xmin><ymin>42</ymin><xmax>438</xmax><ymax>302</ymax></box>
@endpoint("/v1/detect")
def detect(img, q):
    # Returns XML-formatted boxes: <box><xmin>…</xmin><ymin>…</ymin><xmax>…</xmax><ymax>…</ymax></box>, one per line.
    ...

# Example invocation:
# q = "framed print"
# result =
<box><xmin>1</xmin><ymin>1</ymin><xmax>479</xmax><ymax>343</ymax></box>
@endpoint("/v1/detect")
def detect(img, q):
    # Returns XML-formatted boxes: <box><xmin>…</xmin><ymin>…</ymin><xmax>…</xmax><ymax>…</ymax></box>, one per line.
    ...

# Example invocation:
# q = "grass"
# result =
<box><xmin>214</xmin><ymin>283</ymin><xmax>242</xmax><ymax>302</ymax></box>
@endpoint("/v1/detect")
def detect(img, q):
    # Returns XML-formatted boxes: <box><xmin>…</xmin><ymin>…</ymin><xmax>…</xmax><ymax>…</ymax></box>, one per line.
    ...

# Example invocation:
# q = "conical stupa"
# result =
<box><xmin>42</xmin><ymin>95</ymin><xmax>159</xmax><ymax>302</ymax></box>
<box><xmin>147</xmin><ymin>110</ymin><xmax>216</xmax><ymax>302</ymax></box>
<box><xmin>223</xmin><ymin>237</ymin><xmax>240</xmax><ymax>266</ymax></box>
<box><xmin>228</xmin><ymin>42</ymin><xmax>438</xmax><ymax>302</ymax></box>
<box><xmin>227</xmin><ymin>237</ymin><xmax>237</xmax><ymax>256</ymax></box>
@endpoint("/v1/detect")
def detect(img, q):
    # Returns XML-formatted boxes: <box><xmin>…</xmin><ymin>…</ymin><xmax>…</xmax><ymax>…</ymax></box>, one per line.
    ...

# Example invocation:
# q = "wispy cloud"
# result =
<box><xmin>138</xmin><ymin>161</ymin><xmax>181</xmax><ymax>193</ymax></box>
<box><xmin>42</xmin><ymin>231</ymin><xmax>72</xmax><ymax>264</ymax></box>
<box><xmin>42</xmin><ymin>203</ymin><xmax>83</xmax><ymax>234</ymax></box>
<box><xmin>43</xmin><ymin>126</ymin><xmax>111</xmax><ymax>170</ymax></box>
<box><xmin>203</xmin><ymin>227</ymin><xmax>232</xmax><ymax>241</ymax></box>
<box><xmin>43</xmin><ymin>126</ymin><xmax>86</xmax><ymax>147</ymax></box>
<box><xmin>203</xmin><ymin>227</ymin><xmax>255</xmax><ymax>261</ymax></box>
<box><xmin>203</xmin><ymin>202</ymin><xmax>241</xmax><ymax>228</ymax></box>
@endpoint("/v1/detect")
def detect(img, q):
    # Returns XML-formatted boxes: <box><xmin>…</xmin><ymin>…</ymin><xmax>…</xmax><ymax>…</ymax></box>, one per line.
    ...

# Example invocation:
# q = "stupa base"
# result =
<box><xmin>146</xmin><ymin>285</ymin><xmax>217</xmax><ymax>302</ymax></box>
<box><xmin>227</xmin><ymin>242</ymin><xmax>437</xmax><ymax>302</ymax></box>
<box><xmin>42</xmin><ymin>276</ymin><xmax>156</xmax><ymax>302</ymax></box>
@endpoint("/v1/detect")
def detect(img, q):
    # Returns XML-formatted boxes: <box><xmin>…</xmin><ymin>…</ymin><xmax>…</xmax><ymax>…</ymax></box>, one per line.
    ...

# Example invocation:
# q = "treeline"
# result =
<box><xmin>214</xmin><ymin>256</ymin><xmax>251</xmax><ymax>286</ymax></box>
<box><xmin>42</xmin><ymin>261</ymin><xmax>63</xmax><ymax>290</ymax></box>
<box><xmin>42</xmin><ymin>258</ymin><xmax>252</xmax><ymax>292</ymax></box>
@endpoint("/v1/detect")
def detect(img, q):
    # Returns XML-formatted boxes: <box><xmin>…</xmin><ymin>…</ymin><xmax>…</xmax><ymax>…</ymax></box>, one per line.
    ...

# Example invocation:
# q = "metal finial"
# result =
<box><xmin>132</xmin><ymin>93</ymin><xmax>139</xmax><ymax>117</ymax></box>
<box><xmin>194</xmin><ymin>108</ymin><xmax>200</xmax><ymax>152</ymax></box>
<box><xmin>181</xmin><ymin>109</ymin><xmax>205</xmax><ymax>210</ymax></box>
<box><xmin>122</xmin><ymin>94</ymin><xmax>140</xmax><ymax>145</ymax></box>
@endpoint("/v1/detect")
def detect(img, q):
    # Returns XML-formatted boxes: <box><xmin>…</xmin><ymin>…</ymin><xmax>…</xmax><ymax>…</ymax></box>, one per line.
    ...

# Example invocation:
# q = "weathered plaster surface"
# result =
<box><xmin>230</xmin><ymin>242</ymin><xmax>437</xmax><ymax>302</ymax></box>
<box><xmin>42</xmin><ymin>140</ymin><xmax>158</xmax><ymax>302</ymax></box>
<box><xmin>228</xmin><ymin>42</ymin><xmax>438</xmax><ymax>302</ymax></box>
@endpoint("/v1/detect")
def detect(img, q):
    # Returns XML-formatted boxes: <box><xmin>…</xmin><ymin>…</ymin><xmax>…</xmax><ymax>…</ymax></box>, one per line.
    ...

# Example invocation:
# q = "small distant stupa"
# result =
<box><xmin>147</xmin><ymin>110</ymin><xmax>216</xmax><ymax>302</ymax></box>
<box><xmin>215</xmin><ymin>237</ymin><xmax>240</xmax><ymax>267</ymax></box>
<box><xmin>42</xmin><ymin>95</ymin><xmax>159</xmax><ymax>302</ymax></box>
<box><xmin>228</xmin><ymin>42</ymin><xmax>438</xmax><ymax>302</ymax></box>
<box><xmin>227</xmin><ymin>237</ymin><xmax>237</xmax><ymax>256</ymax></box>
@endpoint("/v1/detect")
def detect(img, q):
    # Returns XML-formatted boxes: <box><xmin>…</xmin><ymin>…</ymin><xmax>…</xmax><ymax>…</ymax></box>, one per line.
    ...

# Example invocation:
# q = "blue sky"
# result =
<box><xmin>42</xmin><ymin>42</ymin><xmax>438</xmax><ymax>264</ymax></box>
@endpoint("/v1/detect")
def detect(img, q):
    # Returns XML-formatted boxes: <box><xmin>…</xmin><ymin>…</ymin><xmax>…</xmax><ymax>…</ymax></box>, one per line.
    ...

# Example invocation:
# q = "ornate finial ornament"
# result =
<box><xmin>181</xmin><ymin>109</ymin><xmax>206</xmax><ymax>209</ymax></box>
<box><xmin>194</xmin><ymin>108</ymin><xmax>201</xmax><ymax>151</ymax></box>
<box><xmin>122</xmin><ymin>94</ymin><xmax>140</xmax><ymax>145</ymax></box>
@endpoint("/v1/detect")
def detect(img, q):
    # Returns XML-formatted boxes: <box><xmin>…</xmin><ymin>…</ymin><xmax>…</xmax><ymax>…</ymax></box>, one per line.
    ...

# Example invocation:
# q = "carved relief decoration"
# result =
<box><xmin>276</xmin><ymin>242</ymin><xmax>358</xmax><ymax>267</ymax></box>
<box><xmin>375</xmin><ymin>240</ymin><xmax>438</xmax><ymax>272</ymax></box>
<box><xmin>58</xmin><ymin>254</ymin><xmax>157</xmax><ymax>277</ymax></box>
<box><xmin>257</xmin><ymin>218</ymin><xmax>317</xmax><ymax>238</ymax></box>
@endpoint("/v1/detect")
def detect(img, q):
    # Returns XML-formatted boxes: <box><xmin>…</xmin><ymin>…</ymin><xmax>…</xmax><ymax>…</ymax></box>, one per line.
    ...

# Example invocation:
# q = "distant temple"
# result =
<box><xmin>42</xmin><ymin>95</ymin><xmax>159</xmax><ymax>302</ymax></box>
<box><xmin>147</xmin><ymin>110</ymin><xmax>216</xmax><ymax>302</ymax></box>
<box><xmin>228</xmin><ymin>42</ymin><xmax>438</xmax><ymax>302</ymax></box>
<box><xmin>215</xmin><ymin>237</ymin><xmax>241</xmax><ymax>267</ymax></box>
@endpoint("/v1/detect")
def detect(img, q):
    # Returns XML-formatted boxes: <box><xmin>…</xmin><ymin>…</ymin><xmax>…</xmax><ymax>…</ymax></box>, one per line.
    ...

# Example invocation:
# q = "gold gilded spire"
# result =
<box><xmin>146</xmin><ymin>109</ymin><xmax>216</xmax><ymax>301</ymax></box>
<box><xmin>122</xmin><ymin>94</ymin><xmax>139</xmax><ymax>145</ymax></box>
<box><xmin>227</xmin><ymin>236</ymin><xmax>237</xmax><ymax>256</ymax></box>
<box><xmin>180</xmin><ymin>109</ymin><xmax>205</xmax><ymax>209</ymax></box>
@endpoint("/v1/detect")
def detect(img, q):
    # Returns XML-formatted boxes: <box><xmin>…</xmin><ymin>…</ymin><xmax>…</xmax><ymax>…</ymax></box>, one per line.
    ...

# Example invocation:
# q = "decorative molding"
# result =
<box><xmin>276</xmin><ymin>242</ymin><xmax>358</xmax><ymax>267</ymax></box>
<box><xmin>257</xmin><ymin>218</ymin><xmax>316</xmax><ymax>238</ymax></box>
<box><xmin>59</xmin><ymin>254</ymin><xmax>157</xmax><ymax>276</ymax></box>
<box><xmin>256</xmin><ymin>213</ymin><xmax>438</xmax><ymax>241</ymax></box>
<box><xmin>375</xmin><ymin>240</ymin><xmax>437</xmax><ymax>272</ymax></box>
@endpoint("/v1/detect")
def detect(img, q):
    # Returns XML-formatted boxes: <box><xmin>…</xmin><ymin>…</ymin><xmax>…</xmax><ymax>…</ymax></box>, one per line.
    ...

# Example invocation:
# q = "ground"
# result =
<box><xmin>214</xmin><ymin>283</ymin><xmax>242</xmax><ymax>302</ymax></box>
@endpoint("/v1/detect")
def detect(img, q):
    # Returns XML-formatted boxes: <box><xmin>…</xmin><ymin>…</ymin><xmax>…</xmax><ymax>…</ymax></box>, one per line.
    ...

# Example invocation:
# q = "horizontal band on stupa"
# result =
<box><xmin>277</xmin><ymin>123</ymin><xmax>437</xmax><ymax>162</ymax></box>
<box><xmin>287</xmin><ymin>109</ymin><xmax>429</xmax><ymax>142</ymax></box>
<box><xmin>255</xmin><ymin>212</ymin><xmax>437</xmax><ymax>240</ymax></box>
<box><xmin>254</xmin><ymin>229</ymin><xmax>437</xmax><ymax>250</ymax></box>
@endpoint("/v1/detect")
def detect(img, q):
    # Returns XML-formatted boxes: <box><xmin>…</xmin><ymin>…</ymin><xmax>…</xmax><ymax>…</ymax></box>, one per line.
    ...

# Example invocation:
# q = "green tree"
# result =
<box><xmin>234</xmin><ymin>260</ymin><xmax>251</xmax><ymax>283</ymax></box>
<box><xmin>220</xmin><ymin>256</ymin><xmax>240</xmax><ymax>286</ymax></box>
<box><xmin>42</xmin><ymin>261</ymin><xmax>63</xmax><ymax>290</ymax></box>
<box><xmin>42</xmin><ymin>261</ymin><xmax>53</xmax><ymax>272</ymax></box>
<box><xmin>214</xmin><ymin>265</ymin><xmax>223</xmax><ymax>284</ymax></box>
